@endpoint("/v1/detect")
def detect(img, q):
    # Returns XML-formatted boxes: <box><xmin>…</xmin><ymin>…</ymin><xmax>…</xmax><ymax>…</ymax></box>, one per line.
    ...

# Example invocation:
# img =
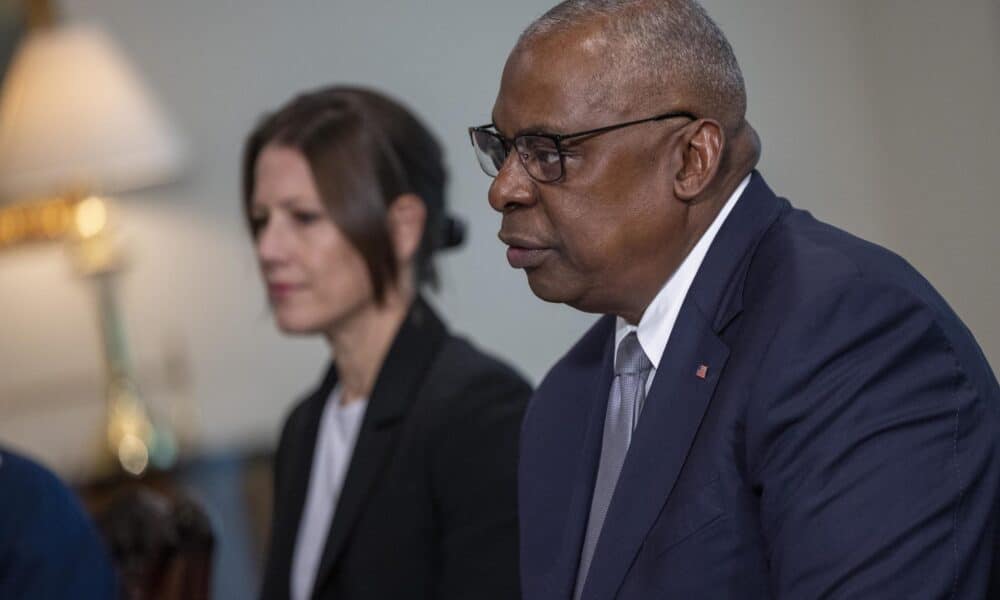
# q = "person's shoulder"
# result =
<box><xmin>747</xmin><ymin>206</ymin><xmax>950</xmax><ymax>317</ymax></box>
<box><xmin>0</xmin><ymin>448</ymin><xmax>118</xmax><ymax>598</ymax></box>
<box><xmin>404</xmin><ymin>332</ymin><xmax>530</xmax><ymax>430</ymax></box>
<box><xmin>0</xmin><ymin>448</ymin><xmax>77</xmax><ymax>515</ymax></box>
<box><xmin>745</xmin><ymin>208</ymin><xmax>997</xmax><ymax>394</ymax></box>
<box><xmin>0</xmin><ymin>447</ymin><xmax>53</xmax><ymax>486</ymax></box>
<box><xmin>425</xmin><ymin>334</ymin><xmax>532</xmax><ymax>402</ymax></box>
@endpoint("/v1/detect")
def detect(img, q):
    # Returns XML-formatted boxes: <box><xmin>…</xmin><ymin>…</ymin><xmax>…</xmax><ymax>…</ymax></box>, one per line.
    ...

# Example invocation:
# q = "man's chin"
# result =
<box><xmin>524</xmin><ymin>270</ymin><xmax>611</xmax><ymax>315</ymax></box>
<box><xmin>525</xmin><ymin>269</ymin><xmax>578</xmax><ymax>306</ymax></box>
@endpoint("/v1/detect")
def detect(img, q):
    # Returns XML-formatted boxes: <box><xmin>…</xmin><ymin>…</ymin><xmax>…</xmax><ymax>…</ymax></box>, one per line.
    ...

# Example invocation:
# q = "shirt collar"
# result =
<box><xmin>615</xmin><ymin>174</ymin><xmax>751</xmax><ymax>368</ymax></box>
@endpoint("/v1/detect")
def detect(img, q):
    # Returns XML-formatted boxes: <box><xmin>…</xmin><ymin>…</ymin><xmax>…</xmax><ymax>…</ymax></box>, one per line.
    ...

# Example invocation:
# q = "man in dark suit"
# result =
<box><xmin>468</xmin><ymin>0</ymin><xmax>1000</xmax><ymax>597</ymax></box>
<box><xmin>0</xmin><ymin>447</ymin><xmax>119</xmax><ymax>598</ymax></box>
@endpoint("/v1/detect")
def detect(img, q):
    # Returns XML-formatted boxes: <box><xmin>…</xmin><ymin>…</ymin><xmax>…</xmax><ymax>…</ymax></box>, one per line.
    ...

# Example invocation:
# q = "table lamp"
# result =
<box><xmin>0</xmin><ymin>1</ymin><xmax>186</xmax><ymax>476</ymax></box>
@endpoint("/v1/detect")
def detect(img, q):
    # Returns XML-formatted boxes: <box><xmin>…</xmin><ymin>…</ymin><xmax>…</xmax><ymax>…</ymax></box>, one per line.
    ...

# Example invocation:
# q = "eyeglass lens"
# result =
<box><xmin>471</xmin><ymin>130</ymin><xmax>563</xmax><ymax>182</ymax></box>
<box><xmin>471</xmin><ymin>130</ymin><xmax>505</xmax><ymax>177</ymax></box>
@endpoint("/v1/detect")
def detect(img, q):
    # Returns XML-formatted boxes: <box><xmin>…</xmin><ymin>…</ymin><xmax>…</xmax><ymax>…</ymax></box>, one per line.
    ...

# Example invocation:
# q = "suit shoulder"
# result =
<box><xmin>745</xmin><ymin>209</ymin><xmax>997</xmax><ymax>398</ymax></box>
<box><xmin>439</xmin><ymin>335</ymin><xmax>529</xmax><ymax>385</ymax></box>
<box><xmin>747</xmin><ymin>208</ymin><xmax>950</xmax><ymax>316</ymax></box>
<box><xmin>413</xmin><ymin>335</ymin><xmax>530</xmax><ymax>482</ymax></box>
<box><xmin>0</xmin><ymin>449</ymin><xmax>117</xmax><ymax>597</ymax></box>
<box><xmin>420</xmin><ymin>334</ymin><xmax>532</xmax><ymax>410</ymax></box>
<box><xmin>0</xmin><ymin>449</ymin><xmax>67</xmax><ymax>501</ymax></box>
<box><xmin>0</xmin><ymin>448</ymin><xmax>98</xmax><ymax>549</ymax></box>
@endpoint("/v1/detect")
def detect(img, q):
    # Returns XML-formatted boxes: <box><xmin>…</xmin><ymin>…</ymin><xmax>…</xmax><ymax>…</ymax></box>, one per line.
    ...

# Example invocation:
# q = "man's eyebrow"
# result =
<box><xmin>491</xmin><ymin>115</ymin><xmax>566</xmax><ymax>138</ymax></box>
<box><xmin>519</xmin><ymin>126</ymin><xmax>558</xmax><ymax>136</ymax></box>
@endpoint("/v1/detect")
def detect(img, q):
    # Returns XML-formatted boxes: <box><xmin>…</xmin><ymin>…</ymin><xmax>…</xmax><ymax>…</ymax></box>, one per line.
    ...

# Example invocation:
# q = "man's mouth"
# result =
<box><xmin>499</xmin><ymin>232</ymin><xmax>552</xmax><ymax>269</ymax></box>
<box><xmin>506</xmin><ymin>246</ymin><xmax>552</xmax><ymax>268</ymax></box>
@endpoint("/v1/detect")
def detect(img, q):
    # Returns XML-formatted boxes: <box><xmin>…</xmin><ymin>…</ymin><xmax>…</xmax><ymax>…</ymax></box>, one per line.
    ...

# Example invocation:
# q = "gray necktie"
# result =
<box><xmin>573</xmin><ymin>332</ymin><xmax>653</xmax><ymax>600</ymax></box>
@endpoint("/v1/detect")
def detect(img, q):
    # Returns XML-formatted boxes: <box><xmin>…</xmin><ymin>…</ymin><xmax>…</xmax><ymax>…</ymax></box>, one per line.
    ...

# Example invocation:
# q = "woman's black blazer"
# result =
<box><xmin>259</xmin><ymin>297</ymin><xmax>531</xmax><ymax>599</ymax></box>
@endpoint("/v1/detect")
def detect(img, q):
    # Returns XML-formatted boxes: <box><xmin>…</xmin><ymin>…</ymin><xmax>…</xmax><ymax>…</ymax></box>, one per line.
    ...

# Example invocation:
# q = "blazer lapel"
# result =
<box><xmin>579</xmin><ymin>172</ymin><xmax>786</xmax><ymax>599</ymax></box>
<box><xmin>265</xmin><ymin>367</ymin><xmax>335</xmax><ymax>599</ymax></box>
<box><xmin>548</xmin><ymin>322</ymin><xmax>618</xmax><ymax>598</ymax></box>
<box><xmin>310</xmin><ymin>297</ymin><xmax>448</xmax><ymax>597</ymax></box>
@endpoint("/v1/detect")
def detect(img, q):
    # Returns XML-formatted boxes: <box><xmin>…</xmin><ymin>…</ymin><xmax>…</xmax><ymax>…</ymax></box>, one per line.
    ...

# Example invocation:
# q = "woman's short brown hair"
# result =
<box><xmin>242</xmin><ymin>86</ymin><xmax>462</xmax><ymax>303</ymax></box>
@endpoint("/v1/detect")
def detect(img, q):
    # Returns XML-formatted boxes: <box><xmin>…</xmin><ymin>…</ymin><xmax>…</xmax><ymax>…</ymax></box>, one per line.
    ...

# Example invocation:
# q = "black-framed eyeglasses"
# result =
<box><xmin>468</xmin><ymin>110</ymin><xmax>697</xmax><ymax>183</ymax></box>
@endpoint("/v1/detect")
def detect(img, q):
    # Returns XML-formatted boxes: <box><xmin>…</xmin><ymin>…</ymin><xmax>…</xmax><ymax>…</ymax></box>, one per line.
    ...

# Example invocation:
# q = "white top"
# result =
<box><xmin>290</xmin><ymin>385</ymin><xmax>367</xmax><ymax>600</ymax></box>
<box><xmin>614</xmin><ymin>174</ymin><xmax>751</xmax><ymax>392</ymax></box>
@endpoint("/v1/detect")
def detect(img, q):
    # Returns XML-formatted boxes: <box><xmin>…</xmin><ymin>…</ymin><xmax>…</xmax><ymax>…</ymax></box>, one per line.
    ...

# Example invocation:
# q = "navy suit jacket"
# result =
<box><xmin>0</xmin><ymin>448</ymin><xmax>118</xmax><ymax>599</ymax></box>
<box><xmin>519</xmin><ymin>172</ymin><xmax>1000</xmax><ymax>599</ymax></box>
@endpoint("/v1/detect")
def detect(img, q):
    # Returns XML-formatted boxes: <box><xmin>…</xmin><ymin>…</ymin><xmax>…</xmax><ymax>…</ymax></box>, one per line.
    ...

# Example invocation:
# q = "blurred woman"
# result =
<box><xmin>244</xmin><ymin>86</ymin><xmax>530</xmax><ymax>600</ymax></box>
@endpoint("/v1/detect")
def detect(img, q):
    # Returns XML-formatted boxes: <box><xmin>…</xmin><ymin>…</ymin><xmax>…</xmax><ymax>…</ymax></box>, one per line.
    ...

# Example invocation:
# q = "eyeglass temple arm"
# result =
<box><xmin>555</xmin><ymin>111</ymin><xmax>698</xmax><ymax>143</ymax></box>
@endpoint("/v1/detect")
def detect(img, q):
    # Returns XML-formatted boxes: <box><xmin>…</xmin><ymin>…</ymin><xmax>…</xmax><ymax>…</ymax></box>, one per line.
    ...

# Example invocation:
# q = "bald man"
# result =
<box><xmin>468</xmin><ymin>1</ymin><xmax>1000</xmax><ymax>598</ymax></box>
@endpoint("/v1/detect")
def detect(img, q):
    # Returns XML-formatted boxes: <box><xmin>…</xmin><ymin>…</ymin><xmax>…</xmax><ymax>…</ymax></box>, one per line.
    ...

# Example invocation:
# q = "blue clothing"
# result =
<box><xmin>520</xmin><ymin>172</ymin><xmax>1000</xmax><ymax>599</ymax></box>
<box><xmin>0</xmin><ymin>448</ymin><xmax>118</xmax><ymax>599</ymax></box>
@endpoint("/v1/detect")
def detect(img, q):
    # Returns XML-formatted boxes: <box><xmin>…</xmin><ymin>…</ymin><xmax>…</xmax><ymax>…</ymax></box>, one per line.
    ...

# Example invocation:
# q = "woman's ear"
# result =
<box><xmin>387</xmin><ymin>193</ymin><xmax>427</xmax><ymax>264</ymax></box>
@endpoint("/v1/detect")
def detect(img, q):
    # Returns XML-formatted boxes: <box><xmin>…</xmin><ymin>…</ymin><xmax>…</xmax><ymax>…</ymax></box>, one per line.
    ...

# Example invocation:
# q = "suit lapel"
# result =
<box><xmin>581</xmin><ymin>305</ymin><xmax>729</xmax><ymax>600</ymax></box>
<box><xmin>549</xmin><ymin>322</ymin><xmax>617</xmax><ymax>598</ymax></box>
<box><xmin>579</xmin><ymin>172</ymin><xmax>787</xmax><ymax>599</ymax></box>
<box><xmin>310</xmin><ymin>297</ymin><xmax>447</xmax><ymax>597</ymax></box>
<box><xmin>266</xmin><ymin>368</ymin><xmax>335</xmax><ymax>599</ymax></box>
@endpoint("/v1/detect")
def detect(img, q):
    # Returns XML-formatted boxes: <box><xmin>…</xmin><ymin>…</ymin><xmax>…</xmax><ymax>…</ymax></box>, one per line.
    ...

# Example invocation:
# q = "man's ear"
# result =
<box><xmin>387</xmin><ymin>193</ymin><xmax>427</xmax><ymax>264</ymax></box>
<box><xmin>674</xmin><ymin>119</ymin><xmax>724</xmax><ymax>201</ymax></box>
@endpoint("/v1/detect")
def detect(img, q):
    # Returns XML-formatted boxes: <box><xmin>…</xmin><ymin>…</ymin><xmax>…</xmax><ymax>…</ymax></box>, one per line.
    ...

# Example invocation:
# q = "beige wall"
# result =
<box><xmin>1</xmin><ymin>1</ymin><xmax>996</xmax><ymax>476</ymax></box>
<box><xmin>858</xmin><ymin>0</ymin><xmax>1000</xmax><ymax>369</ymax></box>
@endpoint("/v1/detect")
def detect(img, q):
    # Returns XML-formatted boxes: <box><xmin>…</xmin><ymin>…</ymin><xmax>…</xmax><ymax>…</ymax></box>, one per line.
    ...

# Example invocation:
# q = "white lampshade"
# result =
<box><xmin>0</xmin><ymin>22</ymin><xmax>185</xmax><ymax>201</ymax></box>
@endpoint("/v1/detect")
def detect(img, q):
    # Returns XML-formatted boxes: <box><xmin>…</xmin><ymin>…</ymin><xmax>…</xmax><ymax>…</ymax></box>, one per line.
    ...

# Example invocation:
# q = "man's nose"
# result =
<box><xmin>488</xmin><ymin>155</ymin><xmax>537</xmax><ymax>213</ymax></box>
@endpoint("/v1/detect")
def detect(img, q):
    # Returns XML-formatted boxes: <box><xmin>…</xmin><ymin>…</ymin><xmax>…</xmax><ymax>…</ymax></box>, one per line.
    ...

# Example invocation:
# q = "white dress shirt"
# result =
<box><xmin>614</xmin><ymin>174</ymin><xmax>751</xmax><ymax>389</ymax></box>
<box><xmin>290</xmin><ymin>385</ymin><xmax>367</xmax><ymax>600</ymax></box>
